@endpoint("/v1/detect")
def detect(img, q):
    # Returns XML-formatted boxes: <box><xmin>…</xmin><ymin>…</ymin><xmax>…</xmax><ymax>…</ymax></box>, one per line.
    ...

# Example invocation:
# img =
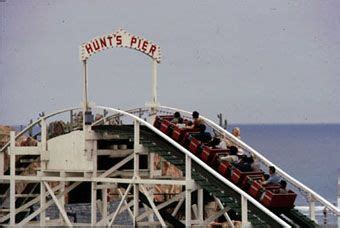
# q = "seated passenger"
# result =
<box><xmin>192</xmin><ymin>124</ymin><xmax>212</xmax><ymax>143</ymax></box>
<box><xmin>220</xmin><ymin>146</ymin><xmax>239</xmax><ymax>164</ymax></box>
<box><xmin>218</xmin><ymin>139</ymin><xmax>228</xmax><ymax>149</ymax></box>
<box><xmin>205</xmin><ymin>137</ymin><xmax>221</xmax><ymax>148</ymax></box>
<box><xmin>176</xmin><ymin>117</ymin><xmax>186</xmax><ymax>129</ymax></box>
<box><xmin>227</xmin><ymin>127</ymin><xmax>245</xmax><ymax>155</ymax></box>
<box><xmin>277</xmin><ymin>180</ymin><xmax>288</xmax><ymax>194</ymax></box>
<box><xmin>186</xmin><ymin>111</ymin><xmax>204</xmax><ymax>130</ymax></box>
<box><xmin>261</xmin><ymin>166</ymin><xmax>280</xmax><ymax>186</ymax></box>
<box><xmin>251</xmin><ymin>155</ymin><xmax>261</xmax><ymax>171</ymax></box>
<box><xmin>171</xmin><ymin>112</ymin><xmax>181</xmax><ymax>124</ymax></box>
<box><xmin>236</xmin><ymin>156</ymin><xmax>254</xmax><ymax>172</ymax></box>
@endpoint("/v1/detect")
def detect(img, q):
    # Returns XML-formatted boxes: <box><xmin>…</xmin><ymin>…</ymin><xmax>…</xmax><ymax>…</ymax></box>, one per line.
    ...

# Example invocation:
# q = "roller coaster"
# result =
<box><xmin>0</xmin><ymin>29</ymin><xmax>339</xmax><ymax>227</ymax></box>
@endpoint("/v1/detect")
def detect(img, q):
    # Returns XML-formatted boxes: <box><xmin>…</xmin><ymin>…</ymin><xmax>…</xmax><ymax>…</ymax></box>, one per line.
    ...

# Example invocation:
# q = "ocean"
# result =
<box><xmin>228</xmin><ymin>123</ymin><xmax>340</xmax><ymax>222</ymax></box>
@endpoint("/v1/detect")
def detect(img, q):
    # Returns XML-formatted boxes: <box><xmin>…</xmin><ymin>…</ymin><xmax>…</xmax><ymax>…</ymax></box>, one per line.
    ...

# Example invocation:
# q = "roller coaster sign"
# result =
<box><xmin>80</xmin><ymin>29</ymin><xmax>161</xmax><ymax>63</ymax></box>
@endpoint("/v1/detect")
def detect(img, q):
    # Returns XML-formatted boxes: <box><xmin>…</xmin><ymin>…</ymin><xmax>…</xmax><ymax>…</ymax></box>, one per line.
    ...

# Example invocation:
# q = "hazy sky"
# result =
<box><xmin>1</xmin><ymin>0</ymin><xmax>340</xmax><ymax>124</ymax></box>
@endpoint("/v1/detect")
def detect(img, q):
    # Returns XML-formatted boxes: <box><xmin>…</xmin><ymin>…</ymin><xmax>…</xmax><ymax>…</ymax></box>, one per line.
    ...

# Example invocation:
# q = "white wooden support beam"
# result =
<box><xmin>172</xmin><ymin>197</ymin><xmax>185</xmax><ymax>217</ymax></box>
<box><xmin>82</xmin><ymin>59</ymin><xmax>89</xmax><ymax>117</ymax></box>
<box><xmin>202</xmin><ymin>206</ymin><xmax>230</xmax><ymax>226</ymax></box>
<box><xmin>0</xmin><ymin>183</ymin><xmax>65</xmax><ymax>223</ymax></box>
<box><xmin>102</xmin><ymin>188</ymin><xmax>108</xmax><ymax>220</ymax></box>
<box><xmin>40</xmin><ymin>118</ymin><xmax>49</xmax><ymax>166</ymax></box>
<box><xmin>60</xmin><ymin>171</ymin><xmax>66</xmax><ymax>222</ymax></box>
<box><xmin>40</xmin><ymin>172</ymin><xmax>46</xmax><ymax>226</ymax></box>
<box><xmin>308</xmin><ymin>193</ymin><xmax>316</xmax><ymax>221</ymax></box>
<box><xmin>152</xmin><ymin>59</ymin><xmax>158</xmax><ymax>106</ymax></box>
<box><xmin>241</xmin><ymin>195</ymin><xmax>249</xmax><ymax>226</ymax></box>
<box><xmin>214</xmin><ymin>196</ymin><xmax>234</xmax><ymax>228</ymax></box>
<box><xmin>140</xmin><ymin>184</ymin><xmax>166</xmax><ymax>227</ymax></box>
<box><xmin>149</xmin><ymin>152</ymin><xmax>155</xmax><ymax>178</ymax></box>
<box><xmin>91</xmin><ymin>181</ymin><xmax>97</xmax><ymax>225</ymax></box>
<box><xmin>91</xmin><ymin>138</ymin><xmax>98</xmax><ymax>225</ymax></box>
<box><xmin>133</xmin><ymin>120</ymin><xmax>141</xmax><ymax>225</ymax></box>
<box><xmin>10</xmin><ymin>147</ymin><xmax>41</xmax><ymax>155</ymax></box>
<box><xmin>118</xmin><ymin>188</ymin><xmax>134</xmax><ymax>219</ymax></box>
<box><xmin>99</xmin><ymin>153</ymin><xmax>134</xmax><ymax>178</ymax></box>
<box><xmin>9</xmin><ymin>131</ymin><xmax>16</xmax><ymax>225</ymax></box>
<box><xmin>97</xmin><ymin>200</ymin><xmax>134</xmax><ymax>225</ymax></box>
<box><xmin>0</xmin><ymin>149</ymin><xmax>4</xmax><ymax>176</ymax></box>
<box><xmin>44</xmin><ymin>182</ymin><xmax>73</xmax><ymax>227</ymax></box>
<box><xmin>197</xmin><ymin>188</ymin><xmax>204</xmax><ymax>223</ymax></box>
<box><xmin>185</xmin><ymin>154</ymin><xmax>192</xmax><ymax>227</ymax></box>
<box><xmin>108</xmin><ymin>183</ymin><xmax>132</xmax><ymax>227</ymax></box>
<box><xmin>137</xmin><ymin>190</ymin><xmax>186</xmax><ymax>222</ymax></box>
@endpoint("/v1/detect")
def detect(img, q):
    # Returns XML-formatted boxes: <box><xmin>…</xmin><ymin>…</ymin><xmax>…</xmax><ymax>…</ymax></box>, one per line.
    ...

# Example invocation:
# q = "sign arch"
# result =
<box><xmin>80</xmin><ymin>28</ymin><xmax>161</xmax><ymax>63</ymax></box>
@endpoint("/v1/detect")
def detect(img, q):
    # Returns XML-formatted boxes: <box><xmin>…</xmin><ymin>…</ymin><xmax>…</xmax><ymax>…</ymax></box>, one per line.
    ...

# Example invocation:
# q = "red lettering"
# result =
<box><xmin>142</xmin><ymin>40</ymin><xmax>148</xmax><ymax>52</ymax></box>
<box><xmin>137</xmin><ymin>39</ymin><xmax>142</xmax><ymax>49</ymax></box>
<box><xmin>107</xmin><ymin>36</ymin><xmax>113</xmax><ymax>46</ymax></box>
<box><xmin>130</xmin><ymin>36</ymin><xmax>137</xmax><ymax>47</ymax></box>
<box><xmin>116</xmin><ymin>35</ymin><xmax>122</xmax><ymax>45</ymax></box>
<box><xmin>85</xmin><ymin>43</ymin><xmax>94</xmax><ymax>54</ymax></box>
<box><xmin>99</xmin><ymin>37</ymin><xmax>107</xmax><ymax>48</ymax></box>
<box><xmin>149</xmin><ymin>45</ymin><xmax>157</xmax><ymax>56</ymax></box>
<box><xmin>92</xmin><ymin>40</ymin><xmax>100</xmax><ymax>51</ymax></box>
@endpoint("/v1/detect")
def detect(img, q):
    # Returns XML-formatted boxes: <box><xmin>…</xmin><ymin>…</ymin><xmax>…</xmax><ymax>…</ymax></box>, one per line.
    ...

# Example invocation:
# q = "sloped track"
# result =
<box><xmin>93</xmin><ymin>124</ymin><xmax>314</xmax><ymax>227</ymax></box>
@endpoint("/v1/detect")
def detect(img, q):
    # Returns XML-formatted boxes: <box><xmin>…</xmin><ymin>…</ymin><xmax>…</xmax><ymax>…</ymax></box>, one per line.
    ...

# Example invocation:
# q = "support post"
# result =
<box><xmin>60</xmin><ymin>172</ymin><xmax>66</xmax><ymax>223</ymax></box>
<box><xmin>9</xmin><ymin>131</ymin><xmax>16</xmax><ymax>225</ymax></box>
<box><xmin>91</xmin><ymin>181</ymin><xmax>97</xmax><ymax>225</ymax></box>
<box><xmin>241</xmin><ymin>195</ymin><xmax>249</xmax><ymax>226</ymax></box>
<box><xmin>44</xmin><ymin>182</ymin><xmax>72</xmax><ymax>227</ymax></box>
<box><xmin>152</xmin><ymin>59</ymin><xmax>157</xmax><ymax>107</ymax></box>
<box><xmin>148</xmin><ymin>152</ymin><xmax>155</xmax><ymax>222</ymax></box>
<box><xmin>40</xmin><ymin>172</ymin><xmax>46</xmax><ymax>226</ymax></box>
<box><xmin>185</xmin><ymin>154</ymin><xmax>192</xmax><ymax>227</ymax></box>
<box><xmin>108</xmin><ymin>184</ymin><xmax>132</xmax><ymax>227</ymax></box>
<box><xmin>102</xmin><ymin>188</ymin><xmax>108</xmax><ymax>220</ymax></box>
<box><xmin>91</xmin><ymin>134</ymin><xmax>98</xmax><ymax>225</ymax></box>
<box><xmin>41</xmin><ymin>118</ymin><xmax>48</xmax><ymax>169</ymax></box>
<box><xmin>0</xmin><ymin>147</ymin><xmax>3</xmax><ymax>176</ymax></box>
<box><xmin>149</xmin><ymin>59</ymin><xmax>158</xmax><ymax>124</ymax></box>
<box><xmin>133</xmin><ymin>120</ymin><xmax>140</xmax><ymax>225</ymax></box>
<box><xmin>197</xmin><ymin>188</ymin><xmax>204</xmax><ymax>223</ymax></box>
<box><xmin>83</xmin><ymin>60</ymin><xmax>89</xmax><ymax>121</ymax></box>
<box><xmin>308</xmin><ymin>193</ymin><xmax>316</xmax><ymax>221</ymax></box>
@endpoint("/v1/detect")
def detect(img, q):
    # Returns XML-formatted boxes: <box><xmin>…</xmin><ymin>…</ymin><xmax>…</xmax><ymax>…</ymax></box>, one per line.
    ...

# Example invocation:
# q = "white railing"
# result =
<box><xmin>2</xmin><ymin>104</ymin><xmax>337</xmax><ymax>224</ymax></box>
<box><xmin>95</xmin><ymin>105</ymin><xmax>290</xmax><ymax>227</ymax></box>
<box><xmin>157</xmin><ymin>105</ymin><xmax>340</xmax><ymax>218</ymax></box>
<box><xmin>0</xmin><ymin>106</ymin><xmax>81</xmax><ymax>153</ymax></box>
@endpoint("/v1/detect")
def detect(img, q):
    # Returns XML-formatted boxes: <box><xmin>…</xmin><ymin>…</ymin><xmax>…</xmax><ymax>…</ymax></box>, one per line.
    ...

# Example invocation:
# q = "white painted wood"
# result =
<box><xmin>140</xmin><ymin>184</ymin><xmax>166</xmax><ymax>227</ymax></box>
<box><xmin>0</xmin><ymin>150</ymin><xmax>4</xmax><ymax>176</ymax></box>
<box><xmin>137</xmin><ymin>191</ymin><xmax>186</xmax><ymax>221</ymax></box>
<box><xmin>108</xmin><ymin>184</ymin><xmax>132</xmax><ymax>227</ymax></box>
<box><xmin>44</xmin><ymin>182</ymin><xmax>73</xmax><ymax>227</ymax></box>
<box><xmin>241</xmin><ymin>195</ymin><xmax>249</xmax><ymax>226</ymax></box>
<box><xmin>46</xmin><ymin>131</ymin><xmax>93</xmax><ymax>171</ymax></box>
<box><xmin>18</xmin><ymin>182</ymin><xmax>79</xmax><ymax>226</ymax></box>
<box><xmin>118</xmin><ymin>188</ymin><xmax>134</xmax><ymax>219</ymax></box>
<box><xmin>99</xmin><ymin>153</ymin><xmax>134</xmax><ymax>178</ymax></box>
<box><xmin>185</xmin><ymin>154</ymin><xmax>192</xmax><ymax>227</ymax></box>
<box><xmin>9</xmin><ymin>131</ymin><xmax>15</xmax><ymax>225</ymax></box>
<box><xmin>12</xmin><ymin>146</ymin><xmax>41</xmax><ymax>155</ymax></box>
<box><xmin>214</xmin><ymin>196</ymin><xmax>234</xmax><ymax>227</ymax></box>
<box><xmin>40</xmin><ymin>179</ymin><xmax>46</xmax><ymax>226</ymax></box>
<box><xmin>102</xmin><ymin>188</ymin><xmax>108</xmax><ymax>219</ymax></box>
<box><xmin>198</xmin><ymin>188</ymin><xmax>204</xmax><ymax>223</ymax></box>
<box><xmin>309</xmin><ymin>194</ymin><xmax>316</xmax><ymax>222</ymax></box>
